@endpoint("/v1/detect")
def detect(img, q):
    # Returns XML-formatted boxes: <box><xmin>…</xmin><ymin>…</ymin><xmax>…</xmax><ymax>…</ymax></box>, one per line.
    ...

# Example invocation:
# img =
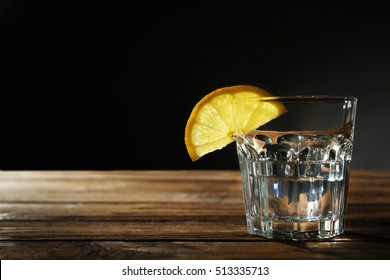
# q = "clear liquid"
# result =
<box><xmin>236</xmin><ymin>129</ymin><xmax>353</xmax><ymax>239</ymax></box>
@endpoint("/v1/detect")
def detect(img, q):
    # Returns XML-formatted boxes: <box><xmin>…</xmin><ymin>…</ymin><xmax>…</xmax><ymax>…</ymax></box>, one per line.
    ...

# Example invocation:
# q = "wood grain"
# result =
<box><xmin>0</xmin><ymin>170</ymin><xmax>389</xmax><ymax>259</ymax></box>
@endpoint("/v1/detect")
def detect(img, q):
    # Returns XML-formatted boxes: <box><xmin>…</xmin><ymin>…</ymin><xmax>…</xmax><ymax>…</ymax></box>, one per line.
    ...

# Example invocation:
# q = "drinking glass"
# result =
<box><xmin>235</xmin><ymin>96</ymin><xmax>358</xmax><ymax>240</ymax></box>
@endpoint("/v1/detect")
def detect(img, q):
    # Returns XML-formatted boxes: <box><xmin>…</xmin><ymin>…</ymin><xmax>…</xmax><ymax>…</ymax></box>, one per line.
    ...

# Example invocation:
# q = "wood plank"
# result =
<box><xmin>0</xmin><ymin>202</ymin><xmax>388</xmax><ymax>223</ymax></box>
<box><xmin>0</xmin><ymin>240</ymin><xmax>389</xmax><ymax>260</ymax></box>
<box><xmin>0</xmin><ymin>170</ymin><xmax>243</xmax><ymax>181</ymax></box>
<box><xmin>0</xmin><ymin>202</ymin><xmax>245</xmax><ymax>219</ymax></box>
<box><xmin>0</xmin><ymin>171</ymin><xmax>243</xmax><ymax>203</ymax></box>
<box><xmin>1</xmin><ymin>170</ymin><xmax>389</xmax><ymax>203</ymax></box>
<box><xmin>0</xmin><ymin>210</ymin><xmax>388</xmax><ymax>241</ymax></box>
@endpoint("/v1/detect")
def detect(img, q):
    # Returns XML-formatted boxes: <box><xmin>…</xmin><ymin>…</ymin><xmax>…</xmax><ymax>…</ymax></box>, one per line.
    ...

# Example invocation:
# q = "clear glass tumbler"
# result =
<box><xmin>236</xmin><ymin>96</ymin><xmax>358</xmax><ymax>240</ymax></box>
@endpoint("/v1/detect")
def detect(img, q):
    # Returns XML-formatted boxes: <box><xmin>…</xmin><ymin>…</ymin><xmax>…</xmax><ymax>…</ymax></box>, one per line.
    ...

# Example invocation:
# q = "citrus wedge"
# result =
<box><xmin>184</xmin><ymin>85</ymin><xmax>287</xmax><ymax>161</ymax></box>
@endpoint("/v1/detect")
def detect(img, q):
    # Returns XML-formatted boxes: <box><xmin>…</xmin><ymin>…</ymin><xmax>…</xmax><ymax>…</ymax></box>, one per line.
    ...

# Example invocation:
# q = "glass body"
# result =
<box><xmin>236</xmin><ymin>96</ymin><xmax>358</xmax><ymax>240</ymax></box>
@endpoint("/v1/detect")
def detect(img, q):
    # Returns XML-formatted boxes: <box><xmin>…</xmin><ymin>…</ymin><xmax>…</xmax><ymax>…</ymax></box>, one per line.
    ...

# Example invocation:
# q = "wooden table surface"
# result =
<box><xmin>0</xmin><ymin>170</ymin><xmax>389</xmax><ymax>260</ymax></box>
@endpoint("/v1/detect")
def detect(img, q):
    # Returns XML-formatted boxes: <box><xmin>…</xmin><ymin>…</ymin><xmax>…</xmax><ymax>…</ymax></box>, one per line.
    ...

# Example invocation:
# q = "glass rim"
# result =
<box><xmin>246</xmin><ymin>95</ymin><xmax>358</xmax><ymax>103</ymax></box>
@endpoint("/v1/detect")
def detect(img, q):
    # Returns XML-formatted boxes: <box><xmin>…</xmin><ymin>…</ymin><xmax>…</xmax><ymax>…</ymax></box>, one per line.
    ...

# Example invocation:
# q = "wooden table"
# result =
<box><xmin>0</xmin><ymin>170</ymin><xmax>389</xmax><ymax>260</ymax></box>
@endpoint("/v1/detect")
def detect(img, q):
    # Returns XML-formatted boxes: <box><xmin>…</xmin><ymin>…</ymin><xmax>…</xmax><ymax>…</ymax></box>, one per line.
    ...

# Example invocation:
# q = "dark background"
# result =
<box><xmin>1</xmin><ymin>3</ymin><xmax>390</xmax><ymax>170</ymax></box>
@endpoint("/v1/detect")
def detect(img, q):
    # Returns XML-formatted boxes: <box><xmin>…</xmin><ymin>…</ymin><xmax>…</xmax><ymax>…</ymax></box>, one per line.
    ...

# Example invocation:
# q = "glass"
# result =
<box><xmin>235</xmin><ymin>96</ymin><xmax>358</xmax><ymax>240</ymax></box>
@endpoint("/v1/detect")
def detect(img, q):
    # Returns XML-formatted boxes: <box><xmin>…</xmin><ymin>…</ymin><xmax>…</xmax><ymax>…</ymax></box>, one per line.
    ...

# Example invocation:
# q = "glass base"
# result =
<box><xmin>247</xmin><ymin>215</ymin><xmax>345</xmax><ymax>240</ymax></box>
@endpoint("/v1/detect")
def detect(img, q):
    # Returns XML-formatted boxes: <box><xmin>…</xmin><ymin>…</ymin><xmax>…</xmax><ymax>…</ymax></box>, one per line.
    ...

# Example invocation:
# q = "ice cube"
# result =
<box><xmin>334</xmin><ymin>134</ymin><xmax>346</xmax><ymax>144</ymax></box>
<box><xmin>299</xmin><ymin>147</ymin><xmax>309</xmax><ymax>161</ymax></box>
<box><xmin>265</xmin><ymin>144</ymin><xmax>293</xmax><ymax>161</ymax></box>
<box><xmin>307</xmin><ymin>147</ymin><xmax>327</xmax><ymax>161</ymax></box>
<box><xmin>255</xmin><ymin>134</ymin><xmax>273</xmax><ymax>144</ymax></box>
<box><xmin>329</xmin><ymin>149</ymin><xmax>336</xmax><ymax>160</ymax></box>
<box><xmin>277</xmin><ymin>134</ymin><xmax>304</xmax><ymax>149</ymax></box>
<box><xmin>284</xmin><ymin>162</ymin><xmax>297</xmax><ymax>177</ymax></box>
<box><xmin>305</xmin><ymin>135</ymin><xmax>329</xmax><ymax>149</ymax></box>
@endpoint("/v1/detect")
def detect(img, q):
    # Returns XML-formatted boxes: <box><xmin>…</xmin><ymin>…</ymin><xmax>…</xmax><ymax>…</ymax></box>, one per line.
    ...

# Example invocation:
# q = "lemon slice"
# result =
<box><xmin>184</xmin><ymin>85</ymin><xmax>286</xmax><ymax>161</ymax></box>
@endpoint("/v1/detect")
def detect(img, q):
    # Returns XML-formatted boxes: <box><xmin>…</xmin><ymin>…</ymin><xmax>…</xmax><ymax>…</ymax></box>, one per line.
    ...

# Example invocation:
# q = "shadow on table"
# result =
<box><xmin>275</xmin><ymin>231</ymin><xmax>390</xmax><ymax>259</ymax></box>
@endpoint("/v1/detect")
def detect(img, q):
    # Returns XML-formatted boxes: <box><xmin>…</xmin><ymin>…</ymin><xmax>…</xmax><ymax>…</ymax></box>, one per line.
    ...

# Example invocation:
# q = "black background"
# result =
<box><xmin>1</xmin><ymin>3</ymin><xmax>390</xmax><ymax>170</ymax></box>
